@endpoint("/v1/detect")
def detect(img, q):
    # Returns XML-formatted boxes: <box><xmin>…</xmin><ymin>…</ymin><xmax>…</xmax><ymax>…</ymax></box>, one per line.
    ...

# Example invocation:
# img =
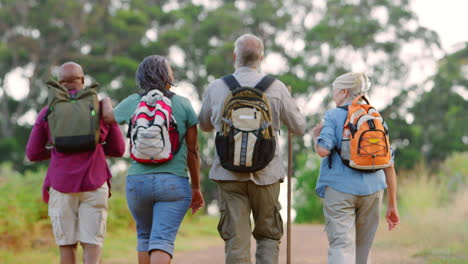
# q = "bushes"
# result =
<box><xmin>0</xmin><ymin>163</ymin><xmax>219</xmax><ymax>263</ymax></box>
<box><xmin>293</xmin><ymin>153</ymin><xmax>324</xmax><ymax>223</ymax></box>
<box><xmin>294</xmin><ymin>151</ymin><xmax>468</xmax><ymax>226</ymax></box>
<box><xmin>107</xmin><ymin>190</ymin><xmax>135</xmax><ymax>231</ymax></box>
<box><xmin>376</xmin><ymin>152</ymin><xmax>468</xmax><ymax>262</ymax></box>
<box><xmin>397</xmin><ymin>152</ymin><xmax>468</xmax><ymax>213</ymax></box>
<box><xmin>0</xmin><ymin>164</ymin><xmax>49</xmax><ymax>249</ymax></box>
<box><xmin>0</xmin><ymin>163</ymin><xmax>135</xmax><ymax>250</ymax></box>
<box><xmin>438</xmin><ymin>152</ymin><xmax>468</xmax><ymax>203</ymax></box>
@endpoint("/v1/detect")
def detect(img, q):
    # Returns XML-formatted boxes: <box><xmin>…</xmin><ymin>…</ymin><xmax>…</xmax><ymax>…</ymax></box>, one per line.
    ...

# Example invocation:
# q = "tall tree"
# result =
<box><xmin>0</xmin><ymin>1</ymin><xmax>441</xmax><ymax>187</ymax></box>
<box><xmin>382</xmin><ymin>42</ymin><xmax>468</xmax><ymax>169</ymax></box>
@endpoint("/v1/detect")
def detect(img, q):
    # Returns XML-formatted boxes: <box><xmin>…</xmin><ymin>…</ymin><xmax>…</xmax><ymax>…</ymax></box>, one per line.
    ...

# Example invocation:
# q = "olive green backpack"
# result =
<box><xmin>44</xmin><ymin>79</ymin><xmax>100</xmax><ymax>153</ymax></box>
<box><xmin>215</xmin><ymin>74</ymin><xmax>276</xmax><ymax>172</ymax></box>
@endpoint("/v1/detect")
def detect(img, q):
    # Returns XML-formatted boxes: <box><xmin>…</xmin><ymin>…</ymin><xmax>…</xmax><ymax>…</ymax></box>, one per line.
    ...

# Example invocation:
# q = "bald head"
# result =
<box><xmin>234</xmin><ymin>34</ymin><xmax>264</xmax><ymax>69</ymax></box>
<box><xmin>57</xmin><ymin>62</ymin><xmax>84</xmax><ymax>90</ymax></box>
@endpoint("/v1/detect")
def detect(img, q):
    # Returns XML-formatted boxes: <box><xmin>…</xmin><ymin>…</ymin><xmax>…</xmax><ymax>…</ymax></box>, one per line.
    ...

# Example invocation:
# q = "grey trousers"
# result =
<box><xmin>323</xmin><ymin>187</ymin><xmax>384</xmax><ymax>264</ymax></box>
<box><xmin>216</xmin><ymin>180</ymin><xmax>283</xmax><ymax>264</ymax></box>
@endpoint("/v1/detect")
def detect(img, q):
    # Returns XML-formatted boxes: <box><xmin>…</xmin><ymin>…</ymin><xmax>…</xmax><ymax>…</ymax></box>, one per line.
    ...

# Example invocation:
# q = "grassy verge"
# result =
<box><xmin>375</xmin><ymin>153</ymin><xmax>468</xmax><ymax>263</ymax></box>
<box><xmin>0</xmin><ymin>163</ymin><xmax>219</xmax><ymax>263</ymax></box>
<box><xmin>0</xmin><ymin>215</ymin><xmax>219</xmax><ymax>264</ymax></box>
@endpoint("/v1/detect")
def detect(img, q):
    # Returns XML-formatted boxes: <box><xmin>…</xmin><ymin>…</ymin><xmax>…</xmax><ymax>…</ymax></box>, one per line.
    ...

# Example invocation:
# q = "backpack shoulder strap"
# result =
<box><xmin>43</xmin><ymin>107</ymin><xmax>52</xmax><ymax>121</ymax></box>
<box><xmin>338</xmin><ymin>105</ymin><xmax>348</xmax><ymax>111</ymax></box>
<box><xmin>352</xmin><ymin>95</ymin><xmax>371</xmax><ymax>105</ymax></box>
<box><xmin>222</xmin><ymin>74</ymin><xmax>242</xmax><ymax>91</ymax></box>
<box><xmin>361</xmin><ymin>95</ymin><xmax>370</xmax><ymax>104</ymax></box>
<box><xmin>254</xmin><ymin>75</ymin><xmax>276</xmax><ymax>92</ymax></box>
<box><xmin>166</xmin><ymin>91</ymin><xmax>175</xmax><ymax>99</ymax></box>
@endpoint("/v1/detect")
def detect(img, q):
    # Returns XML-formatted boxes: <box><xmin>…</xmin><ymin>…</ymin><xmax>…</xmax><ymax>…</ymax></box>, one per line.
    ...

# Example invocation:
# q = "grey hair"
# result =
<box><xmin>136</xmin><ymin>55</ymin><xmax>174</xmax><ymax>95</ymax></box>
<box><xmin>234</xmin><ymin>34</ymin><xmax>264</xmax><ymax>69</ymax></box>
<box><xmin>332</xmin><ymin>72</ymin><xmax>371</xmax><ymax>99</ymax></box>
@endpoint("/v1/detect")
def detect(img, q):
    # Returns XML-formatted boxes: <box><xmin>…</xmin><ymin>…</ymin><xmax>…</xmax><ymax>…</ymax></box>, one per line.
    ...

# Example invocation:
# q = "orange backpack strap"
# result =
<box><xmin>355</xmin><ymin>95</ymin><xmax>370</xmax><ymax>104</ymax></box>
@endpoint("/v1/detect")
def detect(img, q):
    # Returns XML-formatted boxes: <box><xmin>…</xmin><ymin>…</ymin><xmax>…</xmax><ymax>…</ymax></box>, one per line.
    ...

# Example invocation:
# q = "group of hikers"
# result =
<box><xmin>26</xmin><ymin>33</ymin><xmax>400</xmax><ymax>264</ymax></box>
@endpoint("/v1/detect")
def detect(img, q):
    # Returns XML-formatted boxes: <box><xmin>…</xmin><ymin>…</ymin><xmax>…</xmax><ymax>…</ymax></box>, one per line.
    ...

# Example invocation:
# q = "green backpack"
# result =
<box><xmin>44</xmin><ymin>79</ymin><xmax>100</xmax><ymax>153</ymax></box>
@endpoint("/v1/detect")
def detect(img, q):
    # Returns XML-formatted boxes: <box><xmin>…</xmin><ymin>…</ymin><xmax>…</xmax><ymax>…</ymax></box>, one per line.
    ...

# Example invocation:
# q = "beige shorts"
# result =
<box><xmin>48</xmin><ymin>183</ymin><xmax>109</xmax><ymax>246</ymax></box>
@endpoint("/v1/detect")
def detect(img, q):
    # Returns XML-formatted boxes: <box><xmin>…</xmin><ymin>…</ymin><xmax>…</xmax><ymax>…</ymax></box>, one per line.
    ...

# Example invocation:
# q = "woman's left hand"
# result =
<box><xmin>190</xmin><ymin>189</ymin><xmax>205</xmax><ymax>215</ymax></box>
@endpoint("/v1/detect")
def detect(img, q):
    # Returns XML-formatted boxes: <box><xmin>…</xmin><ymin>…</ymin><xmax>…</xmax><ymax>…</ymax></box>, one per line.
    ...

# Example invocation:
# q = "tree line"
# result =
<box><xmin>1</xmin><ymin>0</ymin><xmax>466</xmax><ymax>207</ymax></box>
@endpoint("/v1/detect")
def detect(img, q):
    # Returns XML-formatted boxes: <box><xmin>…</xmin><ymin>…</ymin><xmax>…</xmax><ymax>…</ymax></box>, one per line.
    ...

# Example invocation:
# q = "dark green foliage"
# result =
<box><xmin>293</xmin><ymin>152</ymin><xmax>324</xmax><ymax>223</ymax></box>
<box><xmin>382</xmin><ymin>43</ymin><xmax>468</xmax><ymax>169</ymax></box>
<box><xmin>0</xmin><ymin>0</ymin><xmax>460</xmax><ymax>216</ymax></box>
<box><xmin>0</xmin><ymin>0</ymin><xmax>440</xmax><ymax>170</ymax></box>
<box><xmin>0</xmin><ymin>164</ymin><xmax>49</xmax><ymax>244</ymax></box>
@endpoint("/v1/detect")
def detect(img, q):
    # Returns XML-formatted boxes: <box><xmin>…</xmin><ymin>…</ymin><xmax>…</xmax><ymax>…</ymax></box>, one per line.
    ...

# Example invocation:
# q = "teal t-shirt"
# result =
<box><xmin>114</xmin><ymin>93</ymin><xmax>199</xmax><ymax>177</ymax></box>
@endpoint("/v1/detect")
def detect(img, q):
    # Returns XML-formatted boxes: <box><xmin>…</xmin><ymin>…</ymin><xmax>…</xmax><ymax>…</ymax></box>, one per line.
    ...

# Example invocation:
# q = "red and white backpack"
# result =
<box><xmin>129</xmin><ymin>90</ymin><xmax>180</xmax><ymax>163</ymax></box>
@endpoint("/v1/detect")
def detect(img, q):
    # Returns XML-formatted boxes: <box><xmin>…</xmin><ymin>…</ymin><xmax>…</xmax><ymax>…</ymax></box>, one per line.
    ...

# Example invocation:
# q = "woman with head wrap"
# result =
<box><xmin>312</xmin><ymin>72</ymin><xmax>399</xmax><ymax>264</ymax></box>
<box><xmin>102</xmin><ymin>55</ymin><xmax>204</xmax><ymax>264</ymax></box>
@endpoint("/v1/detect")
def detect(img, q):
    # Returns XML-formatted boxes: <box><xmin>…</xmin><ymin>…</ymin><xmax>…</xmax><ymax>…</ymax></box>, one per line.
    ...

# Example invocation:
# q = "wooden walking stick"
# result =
<box><xmin>287</xmin><ymin>86</ymin><xmax>293</xmax><ymax>264</ymax></box>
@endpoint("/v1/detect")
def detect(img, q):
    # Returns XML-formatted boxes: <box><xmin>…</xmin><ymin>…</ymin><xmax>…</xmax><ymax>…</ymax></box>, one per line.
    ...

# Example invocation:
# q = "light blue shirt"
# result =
<box><xmin>315</xmin><ymin>107</ymin><xmax>388</xmax><ymax>198</ymax></box>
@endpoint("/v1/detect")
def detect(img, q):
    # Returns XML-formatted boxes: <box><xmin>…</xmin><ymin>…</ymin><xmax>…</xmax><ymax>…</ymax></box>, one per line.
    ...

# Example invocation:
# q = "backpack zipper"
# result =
<box><xmin>89</xmin><ymin>105</ymin><xmax>96</xmax><ymax>141</ymax></box>
<box><xmin>223</xmin><ymin>101</ymin><xmax>269</xmax><ymax>116</ymax></box>
<box><xmin>226</xmin><ymin>97</ymin><xmax>268</xmax><ymax>110</ymax></box>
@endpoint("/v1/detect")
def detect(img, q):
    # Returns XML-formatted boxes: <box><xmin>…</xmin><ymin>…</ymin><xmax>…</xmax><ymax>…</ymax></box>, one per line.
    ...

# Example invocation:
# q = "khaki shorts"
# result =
<box><xmin>48</xmin><ymin>183</ymin><xmax>109</xmax><ymax>246</ymax></box>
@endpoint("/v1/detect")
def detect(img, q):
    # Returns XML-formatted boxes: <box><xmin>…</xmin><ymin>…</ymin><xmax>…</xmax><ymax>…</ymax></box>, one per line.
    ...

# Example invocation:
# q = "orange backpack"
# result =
<box><xmin>336</xmin><ymin>95</ymin><xmax>392</xmax><ymax>171</ymax></box>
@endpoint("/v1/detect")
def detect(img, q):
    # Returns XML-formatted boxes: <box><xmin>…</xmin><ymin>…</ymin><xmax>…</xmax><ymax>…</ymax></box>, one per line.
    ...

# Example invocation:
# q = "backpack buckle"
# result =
<box><xmin>348</xmin><ymin>123</ymin><xmax>357</xmax><ymax>137</ymax></box>
<box><xmin>367</xmin><ymin>120</ymin><xmax>375</xmax><ymax>129</ymax></box>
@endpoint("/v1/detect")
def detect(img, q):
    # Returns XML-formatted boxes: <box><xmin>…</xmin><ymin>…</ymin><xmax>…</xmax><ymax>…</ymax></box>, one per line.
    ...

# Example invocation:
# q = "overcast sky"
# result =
<box><xmin>412</xmin><ymin>0</ymin><xmax>468</xmax><ymax>53</ymax></box>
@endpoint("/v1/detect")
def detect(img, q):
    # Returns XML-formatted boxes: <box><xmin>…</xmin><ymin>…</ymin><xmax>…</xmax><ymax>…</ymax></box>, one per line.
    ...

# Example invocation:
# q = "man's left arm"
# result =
<box><xmin>26</xmin><ymin>108</ymin><xmax>51</xmax><ymax>161</ymax></box>
<box><xmin>280</xmin><ymin>86</ymin><xmax>306</xmax><ymax>135</ymax></box>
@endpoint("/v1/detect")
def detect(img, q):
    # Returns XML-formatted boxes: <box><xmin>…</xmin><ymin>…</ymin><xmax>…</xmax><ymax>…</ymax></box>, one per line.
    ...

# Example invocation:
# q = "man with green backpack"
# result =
<box><xmin>26</xmin><ymin>62</ymin><xmax>125</xmax><ymax>264</ymax></box>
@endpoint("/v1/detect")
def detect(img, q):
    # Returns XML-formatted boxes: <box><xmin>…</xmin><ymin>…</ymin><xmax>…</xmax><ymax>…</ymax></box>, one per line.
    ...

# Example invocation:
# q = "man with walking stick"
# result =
<box><xmin>199</xmin><ymin>33</ymin><xmax>306</xmax><ymax>264</ymax></box>
<box><xmin>287</xmin><ymin>85</ymin><xmax>294</xmax><ymax>264</ymax></box>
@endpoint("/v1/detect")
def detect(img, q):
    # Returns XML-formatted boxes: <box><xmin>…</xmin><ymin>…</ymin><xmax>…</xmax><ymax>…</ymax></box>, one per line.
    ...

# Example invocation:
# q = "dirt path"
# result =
<box><xmin>172</xmin><ymin>224</ymin><xmax>326</xmax><ymax>264</ymax></box>
<box><xmin>172</xmin><ymin>224</ymin><xmax>422</xmax><ymax>264</ymax></box>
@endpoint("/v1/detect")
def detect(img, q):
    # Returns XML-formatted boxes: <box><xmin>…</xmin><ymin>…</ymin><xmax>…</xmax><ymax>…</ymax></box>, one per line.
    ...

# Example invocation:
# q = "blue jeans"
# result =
<box><xmin>126</xmin><ymin>173</ymin><xmax>192</xmax><ymax>256</ymax></box>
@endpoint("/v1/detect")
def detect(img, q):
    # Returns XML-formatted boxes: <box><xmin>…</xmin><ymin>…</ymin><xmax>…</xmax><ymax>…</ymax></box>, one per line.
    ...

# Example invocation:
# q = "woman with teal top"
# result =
<box><xmin>103</xmin><ymin>55</ymin><xmax>204</xmax><ymax>264</ymax></box>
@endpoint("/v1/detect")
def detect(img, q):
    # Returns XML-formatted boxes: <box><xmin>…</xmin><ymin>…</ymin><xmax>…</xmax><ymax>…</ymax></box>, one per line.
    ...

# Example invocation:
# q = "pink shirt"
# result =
<box><xmin>26</xmin><ymin>101</ymin><xmax>125</xmax><ymax>203</ymax></box>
